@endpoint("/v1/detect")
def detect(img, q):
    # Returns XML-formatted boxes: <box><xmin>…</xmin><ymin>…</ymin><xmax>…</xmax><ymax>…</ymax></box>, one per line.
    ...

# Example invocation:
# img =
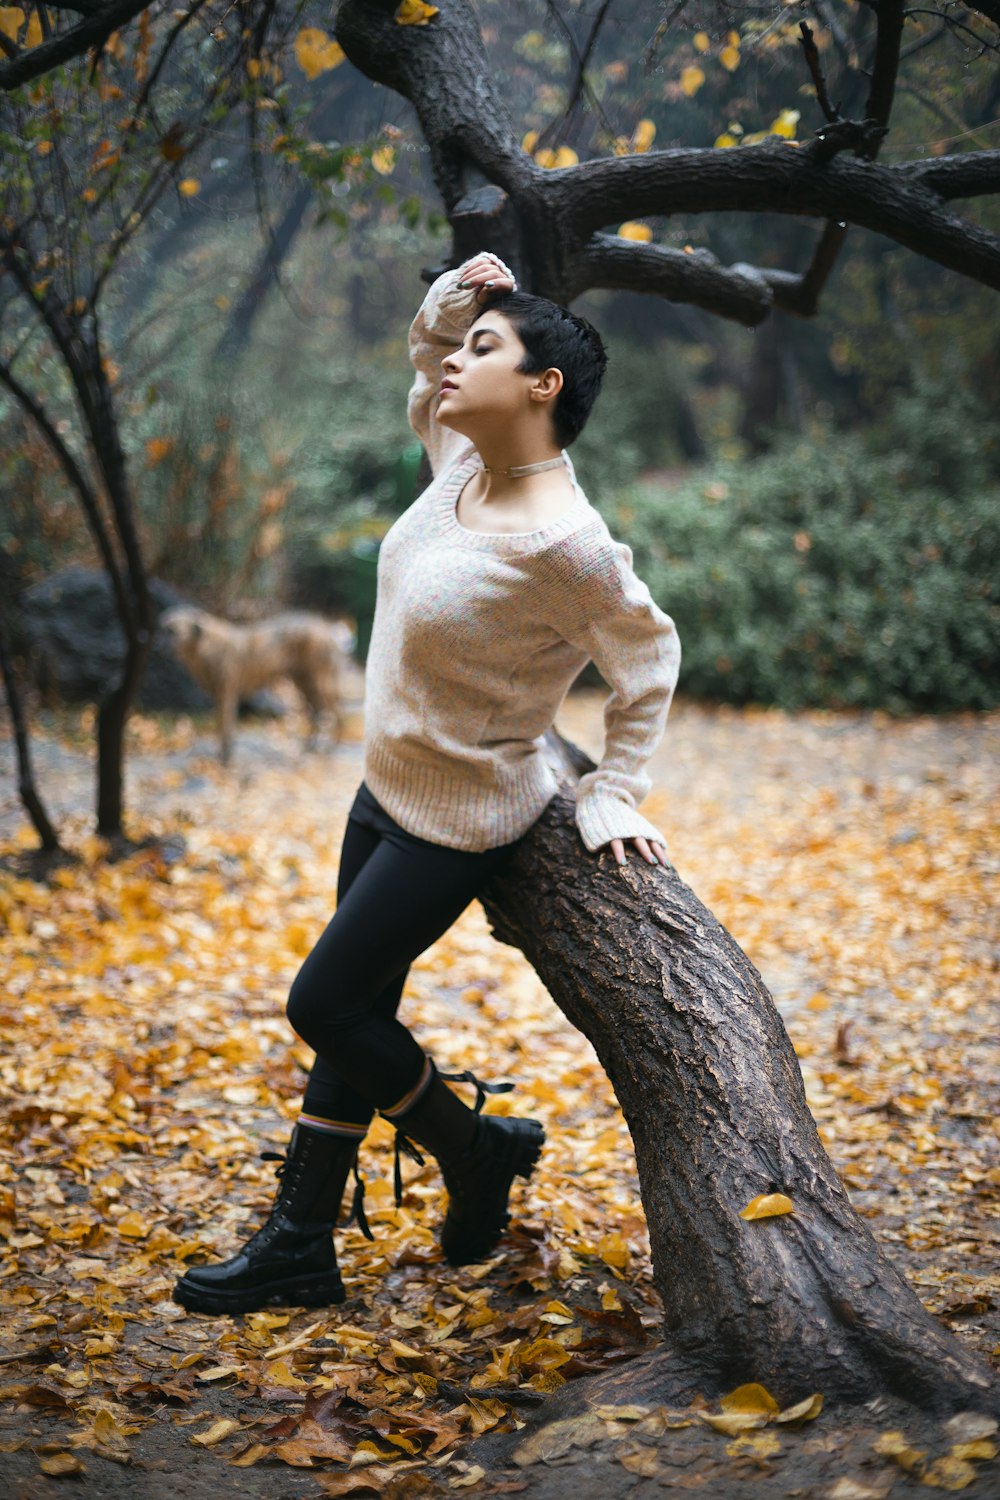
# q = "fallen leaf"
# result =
<box><xmin>39</xmin><ymin>1451</ymin><xmax>86</xmax><ymax>1475</ymax></box>
<box><xmin>920</xmin><ymin>1455</ymin><xmax>978</xmax><ymax>1490</ymax></box>
<box><xmin>191</xmin><ymin>1418</ymin><xmax>240</xmax><ymax>1447</ymax></box>
<box><xmin>775</xmin><ymin>1392</ymin><xmax>823</xmax><ymax>1423</ymax></box>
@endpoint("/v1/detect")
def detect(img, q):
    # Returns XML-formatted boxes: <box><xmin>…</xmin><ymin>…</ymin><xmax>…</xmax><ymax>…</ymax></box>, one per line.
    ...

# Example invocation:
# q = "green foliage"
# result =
<box><xmin>608</xmin><ymin>380</ymin><xmax>1000</xmax><ymax>712</ymax></box>
<box><xmin>571</xmin><ymin>337</ymin><xmax>691</xmax><ymax>494</ymax></box>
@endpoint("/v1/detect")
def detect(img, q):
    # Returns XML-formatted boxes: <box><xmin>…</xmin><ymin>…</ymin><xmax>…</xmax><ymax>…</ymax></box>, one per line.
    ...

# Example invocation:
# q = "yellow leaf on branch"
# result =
<box><xmin>371</xmin><ymin>145</ymin><xmax>396</xmax><ymax>175</ymax></box>
<box><xmin>294</xmin><ymin>27</ymin><xmax>345</xmax><ymax>80</ymax></box>
<box><xmin>680</xmin><ymin>65</ymin><xmax>705</xmax><ymax>97</ymax></box>
<box><xmin>616</xmin><ymin>222</ymin><xmax>653</xmax><ymax>243</ymax></box>
<box><xmin>0</xmin><ymin>8</ymin><xmax>24</xmax><ymax>43</ymax></box>
<box><xmin>178</xmin><ymin>178</ymin><xmax>201</xmax><ymax>197</ymax></box>
<box><xmin>395</xmin><ymin>0</ymin><xmax>438</xmax><ymax>25</ymax></box>
<box><xmin>740</xmin><ymin>1193</ymin><xmax>794</xmax><ymax>1220</ymax></box>
<box><xmin>24</xmin><ymin>7</ymin><xmax>41</xmax><ymax>47</ymax></box>
<box><xmin>693</xmin><ymin>31</ymin><xmax>710</xmax><ymax>53</ymax></box>
<box><xmin>720</xmin><ymin>45</ymin><xmax>740</xmax><ymax>71</ymax></box>
<box><xmin>632</xmin><ymin>118</ymin><xmax>656</xmax><ymax>153</ymax></box>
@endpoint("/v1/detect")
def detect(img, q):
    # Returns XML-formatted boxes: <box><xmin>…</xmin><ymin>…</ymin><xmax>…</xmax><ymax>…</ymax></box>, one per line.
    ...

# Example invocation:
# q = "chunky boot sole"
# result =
<box><xmin>172</xmin><ymin>1267</ymin><xmax>346</xmax><ymax>1315</ymax></box>
<box><xmin>441</xmin><ymin>1117</ymin><xmax>545</xmax><ymax>1266</ymax></box>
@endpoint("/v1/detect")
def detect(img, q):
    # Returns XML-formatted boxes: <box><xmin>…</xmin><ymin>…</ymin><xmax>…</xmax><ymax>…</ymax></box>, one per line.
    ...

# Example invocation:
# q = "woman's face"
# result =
<box><xmin>436</xmin><ymin>313</ymin><xmax>541</xmax><ymax>435</ymax></box>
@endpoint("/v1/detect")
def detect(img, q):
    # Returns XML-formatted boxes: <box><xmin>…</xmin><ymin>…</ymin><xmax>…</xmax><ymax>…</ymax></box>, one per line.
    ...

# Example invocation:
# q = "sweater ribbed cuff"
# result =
<box><xmin>575</xmin><ymin>788</ymin><xmax>667</xmax><ymax>854</ymax></box>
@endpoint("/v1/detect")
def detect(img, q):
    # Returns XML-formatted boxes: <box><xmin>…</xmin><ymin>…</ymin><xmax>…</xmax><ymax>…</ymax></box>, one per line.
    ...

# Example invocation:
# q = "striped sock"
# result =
<box><xmin>296</xmin><ymin>1111</ymin><xmax>368</xmax><ymax>1139</ymax></box>
<box><xmin>380</xmin><ymin>1056</ymin><xmax>434</xmax><ymax>1120</ymax></box>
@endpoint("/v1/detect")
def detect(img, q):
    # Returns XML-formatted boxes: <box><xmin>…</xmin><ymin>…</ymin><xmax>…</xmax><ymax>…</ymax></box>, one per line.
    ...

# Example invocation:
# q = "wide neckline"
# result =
<box><xmin>437</xmin><ymin>452</ymin><xmax>592</xmax><ymax>553</ymax></box>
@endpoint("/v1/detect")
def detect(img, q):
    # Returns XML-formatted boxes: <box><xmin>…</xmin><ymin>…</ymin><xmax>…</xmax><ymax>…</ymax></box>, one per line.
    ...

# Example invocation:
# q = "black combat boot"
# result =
<box><xmin>172</xmin><ymin>1124</ymin><xmax>370</xmax><ymax>1314</ymax></box>
<box><xmin>388</xmin><ymin>1065</ymin><xmax>545</xmax><ymax>1266</ymax></box>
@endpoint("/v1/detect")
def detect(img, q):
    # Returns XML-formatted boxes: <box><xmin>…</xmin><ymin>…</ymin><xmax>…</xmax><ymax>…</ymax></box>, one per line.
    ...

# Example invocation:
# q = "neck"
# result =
<box><xmin>472</xmin><ymin>428</ymin><xmax>562</xmax><ymax>480</ymax></box>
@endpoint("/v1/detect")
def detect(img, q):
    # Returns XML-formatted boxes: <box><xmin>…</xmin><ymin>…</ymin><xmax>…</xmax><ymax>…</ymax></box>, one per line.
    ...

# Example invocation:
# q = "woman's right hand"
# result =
<box><xmin>456</xmin><ymin>252</ymin><xmax>518</xmax><ymax>304</ymax></box>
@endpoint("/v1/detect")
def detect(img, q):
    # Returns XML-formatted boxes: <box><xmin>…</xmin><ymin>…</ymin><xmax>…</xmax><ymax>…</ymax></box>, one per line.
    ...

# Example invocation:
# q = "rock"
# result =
<box><xmin>18</xmin><ymin>567</ymin><xmax>284</xmax><ymax>716</ymax></box>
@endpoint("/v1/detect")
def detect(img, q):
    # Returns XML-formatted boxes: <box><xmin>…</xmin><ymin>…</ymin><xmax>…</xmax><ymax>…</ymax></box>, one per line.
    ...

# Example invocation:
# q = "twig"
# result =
<box><xmin>799</xmin><ymin>21</ymin><xmax>841</xmax><ymax>123</ymax></box>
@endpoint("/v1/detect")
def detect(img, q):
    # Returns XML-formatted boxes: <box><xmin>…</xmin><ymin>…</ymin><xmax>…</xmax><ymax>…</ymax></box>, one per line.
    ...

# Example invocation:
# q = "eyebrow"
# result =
<box><xmin>470</xmin><ymin>326</ymin><xmax>504</xmax><ymax>346</ymax></box>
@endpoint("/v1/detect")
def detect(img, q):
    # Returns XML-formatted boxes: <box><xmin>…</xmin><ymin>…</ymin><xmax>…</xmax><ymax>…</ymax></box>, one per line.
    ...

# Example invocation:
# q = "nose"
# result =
<box><xmin>441</xmin><ymin>349</ymin><xmax>461</xmax><ymax>374</ymax></box>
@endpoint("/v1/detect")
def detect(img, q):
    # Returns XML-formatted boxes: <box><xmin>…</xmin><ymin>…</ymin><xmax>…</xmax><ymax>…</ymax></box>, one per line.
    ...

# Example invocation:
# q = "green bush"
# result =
<box><xmin>607</xmin><ymin>382</ymin><xmax>1000</xmax><ymax>712</ymax></box>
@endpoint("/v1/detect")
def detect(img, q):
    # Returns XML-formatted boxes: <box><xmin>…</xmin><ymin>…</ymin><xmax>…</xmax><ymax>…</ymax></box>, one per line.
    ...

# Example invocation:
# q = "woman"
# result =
<box><xmin>173</xmin><ymin>252</ymin><xmax>681</xmax><ymax>1315</ymax></box>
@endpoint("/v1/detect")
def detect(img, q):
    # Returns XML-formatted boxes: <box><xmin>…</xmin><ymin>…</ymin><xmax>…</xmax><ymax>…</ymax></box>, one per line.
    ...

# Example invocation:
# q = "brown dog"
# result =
<box><xmin>161</xmin><ymin>605</ymin><xmax>352</xmax><ymax>762</ymax></box>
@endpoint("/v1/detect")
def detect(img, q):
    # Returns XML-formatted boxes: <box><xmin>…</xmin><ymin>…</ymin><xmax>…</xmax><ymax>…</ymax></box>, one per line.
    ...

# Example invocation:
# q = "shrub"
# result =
<box><xmin>608</xmin><ymin>381</ymin><xmax>999</xmax><ymax>712</ymax></box>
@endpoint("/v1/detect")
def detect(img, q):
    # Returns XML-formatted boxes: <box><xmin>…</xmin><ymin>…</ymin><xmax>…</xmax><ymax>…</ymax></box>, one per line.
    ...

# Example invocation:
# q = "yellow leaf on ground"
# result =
<box><xmin>598</xmin><ymin>1230</ymin><xmax>630</xmax><ymax>1266</ymax></box>
<box><xmin>115</xmin><ymin>1210</ymin><xmax>150</xmax><ymax>1239</ymax></box>
<box><xmin>726</xmin><ymin>1431</ymin><xmax>781</xmax><ymax>1457</ymax></box>
<box><xmin>39</xmin><ymin>1452</ymin><xmax>85</xmax><ymax>1475</ymax></box>
<box><xmin>921</xmin><ymin>1456</ymin><xmax>978</xmax><ymax>1490</ymax></box>
<box><xmin>191</xmin><ymin>1419</ymin><xmax>240</xmax><ymax>1447</ymax></box>
<box><xmin>230</xmin><ymin>1443</ymin><xmax>270</xmax><ymax>1466</ymax></box>
<box><xmin>702</xmin><ymin>1410</ymin><xmax>769</xmax><ymax>1435</ymax></box>
<box><xmin>873</xmin><ymin>1430</ymin><xmax>926</xmax><ymax>1472</ymax></box>
<box><xmin>372</xmin><ymin>146</ymin><xmax>395</xmax><ymax>175</ymax></box>
<box><xmin>619</xmin><ymin>1443</ymin><xmax>662</xmax><ymax>1475</ymax></box>
<box><xmin>951</xmin><ymin>1439</ymin><xmax>997</xmax><ymax>1460</ymax></box>
<box><xmin>720</xmin><ymin>1383</ymin><xmax>780</xmax><ymax>1416</ymax></box>
<box><xmin>776</xmin><ymin>1392</ymin><xmax>823</xmax><ymax>1423</ymax></box>
<box><xmin>740</xmin><ymin>1193</ymin><xmax>794</xmax><ymax>1220</ymax></box>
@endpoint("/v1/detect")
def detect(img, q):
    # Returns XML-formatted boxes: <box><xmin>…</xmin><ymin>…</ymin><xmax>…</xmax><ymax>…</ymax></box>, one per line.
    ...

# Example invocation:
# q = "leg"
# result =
<box><xmin>174</xmin><ymin>786</ymin><xmax>386</xmax><ymax>1314</ymax></box>
<box><xmin>286</xmin><ymin>789</ymin><xmax>543</xmax><ymax>1265</ymax></box>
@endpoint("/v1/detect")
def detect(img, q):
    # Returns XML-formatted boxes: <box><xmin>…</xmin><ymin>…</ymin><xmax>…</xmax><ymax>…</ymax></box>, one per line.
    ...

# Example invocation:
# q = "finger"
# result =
<box><xmin>651</xmin><ymin>842</ymin><xmax>669</xmax><ymax>865</ymax></box>
<box><xmin>609</xmin><ymin>838</ymin><xmax>626</xmax><ymax>866</ymax></box>
<box><xmin>632</xmin><ymin>837</ymin><xmax>658</xmax><ymax>865</ymax></box>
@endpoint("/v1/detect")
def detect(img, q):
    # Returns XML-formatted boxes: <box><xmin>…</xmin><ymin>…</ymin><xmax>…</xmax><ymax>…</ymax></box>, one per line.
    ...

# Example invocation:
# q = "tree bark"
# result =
<box><xmin>475</xmin><ymin>740</ymin><xmax>997</xmax><ymax>1416</ymax></box>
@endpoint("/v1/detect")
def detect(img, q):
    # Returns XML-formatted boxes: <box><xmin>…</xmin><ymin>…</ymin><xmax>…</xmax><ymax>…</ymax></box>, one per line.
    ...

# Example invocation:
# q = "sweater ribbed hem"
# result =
<box><xmin>364</xmin><ymin>738</ymin><xmax>560</xmax><ymax>852</ymax></box>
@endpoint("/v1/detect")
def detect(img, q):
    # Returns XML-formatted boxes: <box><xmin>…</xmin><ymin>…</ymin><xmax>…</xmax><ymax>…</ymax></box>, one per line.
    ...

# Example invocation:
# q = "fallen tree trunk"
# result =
<box><xmin>476</xmin><ymin>739</ymin><xmax>997</xmax><ymax>1418</ymax></box>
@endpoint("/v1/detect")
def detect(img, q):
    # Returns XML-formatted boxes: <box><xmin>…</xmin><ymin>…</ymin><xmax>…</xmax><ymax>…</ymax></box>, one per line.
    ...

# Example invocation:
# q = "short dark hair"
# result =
<box><xmin>474</xmin><ymin>292</ymin><xmax>607</xmax><ymax>447</ymax></box>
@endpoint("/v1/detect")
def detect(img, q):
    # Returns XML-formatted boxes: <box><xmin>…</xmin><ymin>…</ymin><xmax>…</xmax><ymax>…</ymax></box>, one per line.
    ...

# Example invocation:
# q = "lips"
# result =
<box><xmin>440</xmin><ymin>381</ymin><xmax>457</xmax><ymax>394</ymax></box>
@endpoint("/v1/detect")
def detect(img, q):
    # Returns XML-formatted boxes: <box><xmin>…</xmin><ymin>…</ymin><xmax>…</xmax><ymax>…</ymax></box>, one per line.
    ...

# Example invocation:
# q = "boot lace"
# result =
<box><xmin>257</xmin><ymin>1144</ymin><xmax>375</xmax><ymax>1242</ymax></box>
<box><xmin>392</xmin><ymin>1070</ymin><xmax>514</xmax><ymax>1207</ymax></box>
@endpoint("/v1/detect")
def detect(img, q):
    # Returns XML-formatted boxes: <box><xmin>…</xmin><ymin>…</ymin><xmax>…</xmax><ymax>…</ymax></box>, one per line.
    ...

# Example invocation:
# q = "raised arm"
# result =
<box><xmin>408</xmin><ymin>253</ymin><xmax>517</xmax><ymax>477</ymax></box>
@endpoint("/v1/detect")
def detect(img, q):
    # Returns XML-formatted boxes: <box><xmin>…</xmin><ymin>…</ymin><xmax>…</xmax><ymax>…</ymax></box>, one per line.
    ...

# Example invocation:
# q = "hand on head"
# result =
<box><xmin>457</xmin><ymin>252</ymin><xmax>518</xmax><ymax>304</ymax></box>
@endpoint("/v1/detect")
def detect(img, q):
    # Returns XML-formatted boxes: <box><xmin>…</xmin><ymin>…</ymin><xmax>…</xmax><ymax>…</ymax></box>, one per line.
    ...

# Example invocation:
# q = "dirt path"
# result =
<box><xmin>0</xmin><ymin>691</ymin><xmax>997</xmax><ymax>1498</ymax></box>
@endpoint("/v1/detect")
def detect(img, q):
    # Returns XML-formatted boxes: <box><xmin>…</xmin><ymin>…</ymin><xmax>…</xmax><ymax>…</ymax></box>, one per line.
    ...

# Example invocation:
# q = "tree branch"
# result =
<box><xmin>865</xmin><ymin>0</ymin><xmax>906</xmax><ymax>146</ymax></box>
<box><xmin>0</xmin><ymin>0</ymin><xmax>149</xmax><ymax>89</ymax></box>
<box><xmin>553</xmin><ymin>144</ymin><xmax>1000</xmax><ymax>292</ymax></box>
<box><xmin>0</xmin><ymin>352</ymin><xmax>124</xmax><ymax>609</ymax></box>
<box><xmin>569</xmin><ymin>233</ymin><xmax>774</xmax><ymax>326</ymax></box>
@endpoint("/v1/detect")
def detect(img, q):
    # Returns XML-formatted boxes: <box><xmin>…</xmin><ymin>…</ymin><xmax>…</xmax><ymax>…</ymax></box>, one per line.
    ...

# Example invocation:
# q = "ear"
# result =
<box><xmin>530</xmin><ymin>366</ymin><xmax>563</xmax><ymax>405</ymax></box>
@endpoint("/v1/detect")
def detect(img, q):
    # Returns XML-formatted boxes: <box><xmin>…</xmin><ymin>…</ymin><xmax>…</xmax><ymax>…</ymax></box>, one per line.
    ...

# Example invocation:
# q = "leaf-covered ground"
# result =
<box><xmin>0</xmin><ymin>690</ymin><xmax>997</xmax><ymax>1498</ymax></box>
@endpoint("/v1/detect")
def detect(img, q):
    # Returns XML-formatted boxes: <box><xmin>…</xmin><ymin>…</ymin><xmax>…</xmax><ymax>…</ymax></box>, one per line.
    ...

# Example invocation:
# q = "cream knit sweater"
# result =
<box><xmin>361</xmin><ymin>268</ymin><xmax>681</xmax><ymax>854</ymax></box>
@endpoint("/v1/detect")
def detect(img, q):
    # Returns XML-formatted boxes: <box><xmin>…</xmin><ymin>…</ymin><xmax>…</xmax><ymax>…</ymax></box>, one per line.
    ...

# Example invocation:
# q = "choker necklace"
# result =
<box><xmin>482</xmin><ymin>456</ymin><xmax>565</xmax><ymax>479</ymax></box>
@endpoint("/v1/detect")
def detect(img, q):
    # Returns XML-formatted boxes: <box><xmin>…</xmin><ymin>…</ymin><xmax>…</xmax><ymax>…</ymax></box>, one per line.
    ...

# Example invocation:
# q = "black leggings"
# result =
<box><xmin>288</xmin><ymin>781</ymin><xmax>521</xmax><ymax>1126</ymax></box>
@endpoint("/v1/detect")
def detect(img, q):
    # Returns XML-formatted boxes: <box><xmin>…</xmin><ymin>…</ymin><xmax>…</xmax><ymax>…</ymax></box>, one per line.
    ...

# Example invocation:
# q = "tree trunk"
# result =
<box><xmin>0</xmin><ymin>611</ymin><xmax>62</xmax><ymax>853</ymax></box>
<box><xmin>475</xmin><ymin>739</ymin><xmax>997</xmax><ymax>1418</ymax></box>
